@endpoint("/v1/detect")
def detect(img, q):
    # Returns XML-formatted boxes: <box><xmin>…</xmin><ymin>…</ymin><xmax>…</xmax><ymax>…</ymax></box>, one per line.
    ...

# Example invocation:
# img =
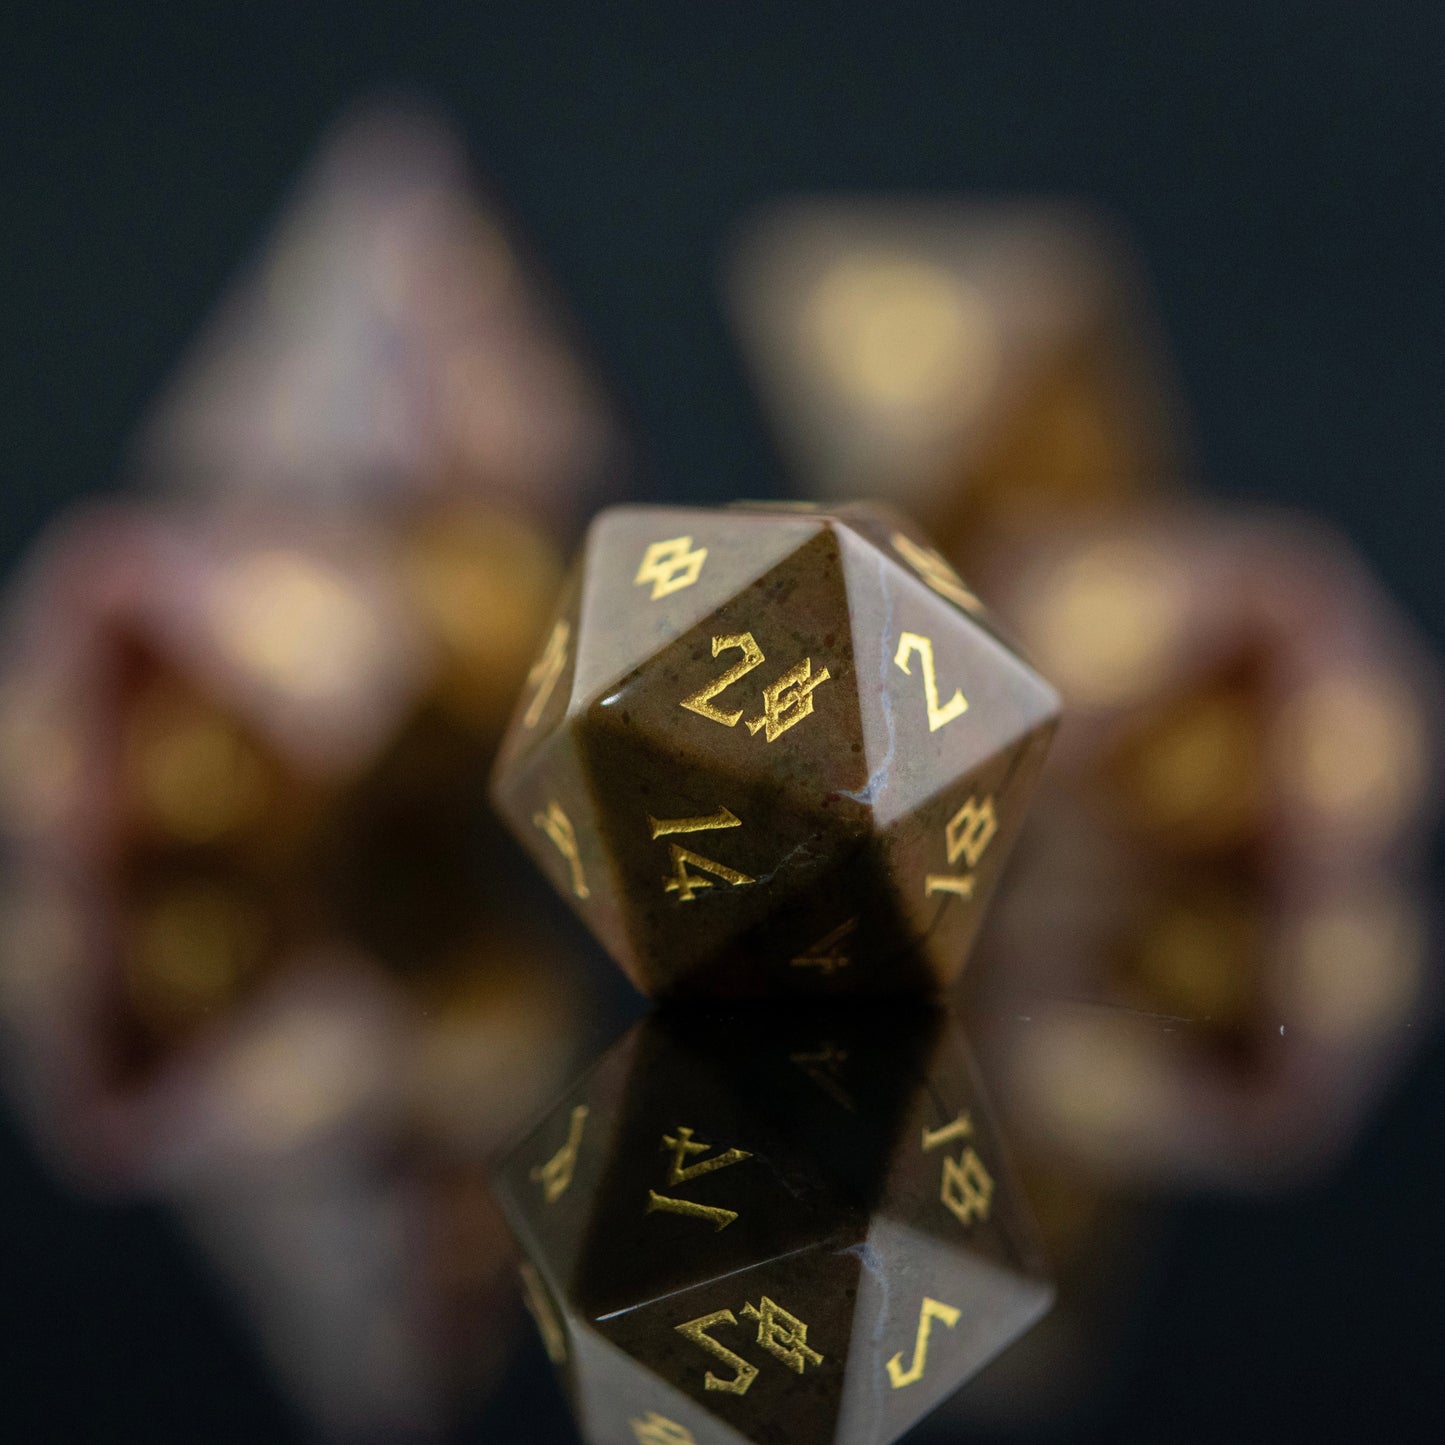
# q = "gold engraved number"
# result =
<box><xmin>675</xmin><ymin>1312</ymin><xmax>760</xmax><ymax>1395</ymax></box>
<box><xmin>522</xmin><ymin>619</ymin><xmax>569</xmax><ymax>728</ymax></box>
<box><xmin>637</xmin><ymin>536</ymin><xmax>709</xmax><ymax>599</ymax></box>
<box><xmin>925</xmin><ymin>794</ymin><xmax>998</xmax><ymax>900</ymax></box>
<box><xmin>533</xmin><ymin>800</ymin><xmax>589</xmax><ymax>899</ymax></box>
<box><xmin>530</xmin><ymin>1104</ymin><xmax>589</xmax><ymax>1203</ymax></box>
<box><xmin>790</xmin><ymin>916</ymin><xmax>858</xmax><ymax>974</ymax></box>
<box><xmin>649</xmin><ymin>807</ymin><xmax>754</xmax><ymax>903</ymax></box>
<box><xmin>681</xmin><ymin>632</ymin><xmax>831</xmax><ymax>742</ymax></box>
<box><xmin>680</xmin><ymin>633</ymin><xmax>765</xmax><ymax>726</ymax></box>
<box><xmin>894</xmin><ymin>631</ymin><xmax>968</xmax><ymax>732</ymax></box>
<box><xmin>886</xmin><ymin>1296</ymin><xmax>962</xmax><ymax>1389</ymax></box>
<box><xmin>923</xmin><ymin>1112</ymin><xmax>994</xmax><ymax>1227</ymax></box>
<box><xmin>646</xmin><ymin>1126</ymin><xmax>753</xmax><ymax>1231</ymax></box>
<box><xmin>676</xmin><ymin>1297</ymin><xmax>823</xmax><ymax>1396</ymax></box>
<box><xmin>891</xmin><ymin>532</ymin><xmax>982</xmax><ymax>613</ymax></box>
<box><xmin>519</xmin><ymin>1261</ymin><xmax>569</xmax><ymax>1364</ymax></box>
<box><xmin>631</xmin><ymin>1415</ymin><xmax>696</xmax><ymax>1445</ymax></box>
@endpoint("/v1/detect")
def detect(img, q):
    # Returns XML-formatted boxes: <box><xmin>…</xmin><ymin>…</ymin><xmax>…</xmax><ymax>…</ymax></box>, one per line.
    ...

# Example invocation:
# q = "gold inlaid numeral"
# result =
<box><xmin>925</xmin><ymin>793</ymin><xmax>997</xmax><ymax>901</ymax></box>
<box><xmin>647</xmin><ymin>1126</ymin><xmax>752</xmax><ymax>1232</ymax></box>
<box><xmin>790</xmin><ymin>917</ymin><xmax>858</xmax><ymax>974</ymax></box>
<box><xmin>886</xmin><ymin>1296</ymin><xmax>962</xmax><ymax>1389</ymax></box>
<box><xmin>791</xmin><ymin>1044</ymin><xmax>855</xmax><ymax>1111</ymax></box>
<box><xmin>922</xmin><ymin>1111</ymin><xmax>994</xmax><ymax>1228</ymax></box>
<box><xmin>636</xmin><ymin>536</ymin><xmax>709</xmax><ymax>599</ymax></box>
<box><xmin>675</xmin><ymin>1296</ymin><xmax>824</xmax><ymax>1395</ymax></box>
<box><xmin>891</xmin><ymin>532</ymin><xmax>982</xmax><ymax>613</ymax></box>
<box><xmin>745</xmin><ymin>658</ymin><xmax>831</xmax><ymax>742</ymax></box>
<box><xmin>741</xmin><ymin>1297</ymin><xmax>825</xmax><ymax>1375</ymax></box>
<box><xmin>681</xmin><ymin>632</ymin><xmax>831</xmax><ymax>742</ymax></box>
<box><xmin>647</xmin><ymin>807</ymin><xmax>754</xmax><ymax>903</ymax></box>
<box><xmin>946</xmin><ymin>795</ymin><xmax>997</xmax><ymax>866</ymax></box>
<box><xmin>675</xmin><ymin>1312</ymin><xmax>760</xmax><ymax>1395</ymax></box>
<box><xmin>631</xmin><ymin>1414</ymin><xmax>696</xmax><ymax>1445</ymax></box>
<box><xmin>680</xmin><ymin>633</ymin><xmax>765</xmax><ymax>725</ymax></box>
<box><xmin>533</xmin><ymin>800</ymin><xmax>589</xmax><ymax>899</ymax></box>
<box><xmin>519</xmin><ymin>1261</ymin><xmax>568</xmax><ymax>1364</ymax></box>
<box><xmin>522</xmin><ymin>619</ymin><xmax>569</xmax><ymax>728</ymax></box>
<box><xmin>530</xmin><ymin>1104</ymin><xmax>589</xmax><ymax>1203</ymax></box>
<box><xmin>894</xmin><ymin>631</ymin><xmax>968</xmax><ymax>732</ymax></box>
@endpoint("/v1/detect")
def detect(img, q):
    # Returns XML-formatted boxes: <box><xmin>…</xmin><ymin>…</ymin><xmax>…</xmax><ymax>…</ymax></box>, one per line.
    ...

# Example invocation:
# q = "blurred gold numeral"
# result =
<box><xmin>530</xmin><ymin>1105</ymin><xmax>589</xmax><ymax>1203</ymax></box>
<box><xmin>886</xmin><ymin>1296</ymin><xmax>961</xmax><ymax>1389</ymax></box>
<box><xmin>533</xmin><ymin>800</ymin><xmax>589</xmax><ymax>899</ymax></box>
<box><xmin>522</xmin><ymin>619</ymin><xmax>569</xmax><ymax>728</ymax></box>
<box><xmin>891</xmin><ymin>532</ymin><xmax>982</xmax><ymax>612</ymax></box>
<box><xmin>925</xmin><ymin>794</ymin><xmax>996</xmax><ymax>899</ymax></box>
<box><xmin>637</xmin><ymin>536</ymin><xmax>708</xmax><ymax>599</ymax></box>
<box><xmin>894</xmin><ymin>632</ymin><xmax>968</xmax><ymax>731</ymax></box>
<box><xmin>631</xmin><ymin>1415</ymin><xmax>696</xmax><ymax>1445</ymax></box>
<box><xmin>519</xmin><ymin>1262</ymin><xmax>568</xmax><ymax>1364</ymax></box>
<box><xmin>790</xmin><ymin>917</ymin><xmax>858</xmax><ymax>974</ymax></box>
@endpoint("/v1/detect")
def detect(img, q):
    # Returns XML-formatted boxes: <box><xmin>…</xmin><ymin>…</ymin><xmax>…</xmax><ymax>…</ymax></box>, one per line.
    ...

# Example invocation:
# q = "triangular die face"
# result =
<box><xmin>574</xmin><ymin>721</ymin><xmax>867</xmax><ymax>999</ymax></box>
<box><xmin>569</xmin><ymin>1017</ymin><xmax>855</xmax><ymax>1324</ymax></box>
<box><xmin>583</xmin><ymin>527</ymin><xmax>869</xmax><ymax>805</ymax></box>
<box><xmin>876</xmin><ymin>721</ymin><xmax>1056</xmax><ymax>989</ymax></box>
<box><xmin>875</xmin><ymin>1017</ymin><xmax>1048</xmax><ymax>1274</ymax></box>
<box><xmin>491</xmin><ymin>725</ymin><xmax>633</xmax><ymax>972</ymax></box>
<box><xmin>493</xmin><ymin>1028</ymin><xmax>640</xmax><ymax>1300</ymax></box>
<box><xmin>840</xmin><ymin>1215</ymin><xmax>1052</xmax><ymax>1445</ymax></box>
<box><xmin>493</xmin><ymin>561</ymin><xmax>585</xmax><ymax>780</ymax></box>
<box><xmin>593</xmin><ymin>1248</ymin><xmax>861</xmax><ymax>1445</ymax></box>
<box><xmin>836</xmin><ymin>524</ymin><xmax>1059</xmax><ymax>829</ymax></box>
<box><xmin>570</xmin><ymin>1320</ymin><xmax>756</xmax><ymax>1445</ymax></box>
<box><xmin>572</xmin><ymin>508</ymin><xmax>828</xmax><ymax>714</ymax></box>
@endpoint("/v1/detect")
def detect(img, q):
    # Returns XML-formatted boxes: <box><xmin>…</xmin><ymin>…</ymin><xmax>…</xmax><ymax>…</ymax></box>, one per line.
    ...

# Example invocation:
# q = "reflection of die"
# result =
<box><xmin>728</xmin><ymin>201</ymin><xmax>1186</xmax><ymax>566</ymax></box>
<box><xmin>494</xmin><ymin>1006</ymin><xmax>1051</xmax><ymax>1445</ymax></box>
<box><xmin>491</xmin><ymin>502</ymin><xmax>1059</xmax><ymax>997</ymax></box>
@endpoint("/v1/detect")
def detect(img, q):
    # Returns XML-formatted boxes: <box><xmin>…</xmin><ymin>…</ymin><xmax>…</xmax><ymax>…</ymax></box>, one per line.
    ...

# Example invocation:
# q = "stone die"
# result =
<box><xmin>491</xmin><ymin>503</ymin><xmax>1059</xmax><ymax>996</ymax></box>
<box><xmin>494</xmin><ymin>1005</ymin><xmax>1052</xmax><ymax>1445</ymax></box>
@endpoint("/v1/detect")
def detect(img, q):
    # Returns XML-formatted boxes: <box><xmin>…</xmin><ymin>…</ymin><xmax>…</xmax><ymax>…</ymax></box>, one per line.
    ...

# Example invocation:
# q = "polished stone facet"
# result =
<box><xmin>491</xmin><ymin>503</ymin><xmax>1060</xmax><ymax>997</ymax></box>
<box><xmin>494</xmin><ymin>1006</ymin><xmax>1052</xmax><ymax>1445</ymax></box>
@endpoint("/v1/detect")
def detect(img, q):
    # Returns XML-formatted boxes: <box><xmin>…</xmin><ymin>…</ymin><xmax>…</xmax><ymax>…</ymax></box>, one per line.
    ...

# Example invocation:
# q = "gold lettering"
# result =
<box><xmin>631</xmin><ymin>1415</ymin><xmax>696</xmax><ymax>1445</ymax></box>
<box><xmin>894</xmin><ymin>632</ymin><xmax>968</xmax><ymax>732</ymax></box>
<box><xmin>891</xmin><ymin>532</ymin><xmax>982</xmax><ymax>613</ymax></box>
<box><xmin>741</xmin><ymin>1297</ymin><xmax>824</xmax><ymax>1375</ymax></box>
<box><xmin>921</xmin><ymin>1112</ymin><xmax>974</xmax><ymax>1153</ymax></box>
<box><xmin>664</xmin><ymin>845</ymin><xmax>755</xmax><ymax>902</ymax></box>
<box><xmin>522</xmin><ymin>619</ymin><xmax>569</xmax><ymax>728</ymax></box>
<box><xmin>662</xmin><ymin>1126</ymin><xmax>752</xmax><ymax>1184</ymax></box>
<box><xmin>648</xmin><ymin>807</ymin><xmax>742</xmax><ymax>838</ymax></box>
<box><xmin>941</xmin><ymin>1149</ymin><xmax>994</xmax><ymax>1227</ymax></box>
<box><xmin>886</xmin><ymin>1296</ymin><xmax>962</xmax><ymax>1389</ymax></box>
<box><xmin>530</xmin><ymin>1104</ymin><xmax>589</xmax><ymax>1203</ymax></box>
<box><xmin>519</xmin><ymin>1262</ymin><xmax>568</xmax><ymax>1364</ymax></box>
<box><xmin>533</xmin><ymin>800</ymin><xmax>589</xmax><ymax>899</ymax></box>
<box><xmin>790</xmin><ymin>916</ymin><xmax>858</xmax><ymax>974</ymax></box>
<box><xmin>675</xmin><ymin>1312</ymin><xmax>759</xmax><ymax>1395</ymax></box>
<box><xmin>924</xmin><ymin>874</ymin><xmax>975</xmax><ymax>899</ymax></box>
<box><xmin>945</xmin><ymin>795</ymin><xmax>997</xmax><ymax>867</ymax></box>
<box><xmin>636</xmin><ymin>536</ymin><xmax>708</xmax><ymax>599</ymax></box>
<box><xmin>745</xmin><ymin>658</ymin><xmax>832</xmax><ymax>742</ymax></box>
<box><xmin>646</xmin><ymin>1191</ymin><xmax>739</xmax><ymax>1231</ymax></box>
<box><xmin>647</xmin><ymin>1127</ymin><xmax>751</xmax><ymax>1230</ymax></box>
<box><xmin>680</xmin><ymin>633</ymin><xmax>764</xmax><ymax>726</ymax></box>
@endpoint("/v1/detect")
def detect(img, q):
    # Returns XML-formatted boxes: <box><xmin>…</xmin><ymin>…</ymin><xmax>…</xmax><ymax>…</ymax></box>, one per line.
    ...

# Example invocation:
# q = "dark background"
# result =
<box><xmin>3</xmin><ymin>5</ymin><xmax>1444</xmax><ymax>1442</ymax></box>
